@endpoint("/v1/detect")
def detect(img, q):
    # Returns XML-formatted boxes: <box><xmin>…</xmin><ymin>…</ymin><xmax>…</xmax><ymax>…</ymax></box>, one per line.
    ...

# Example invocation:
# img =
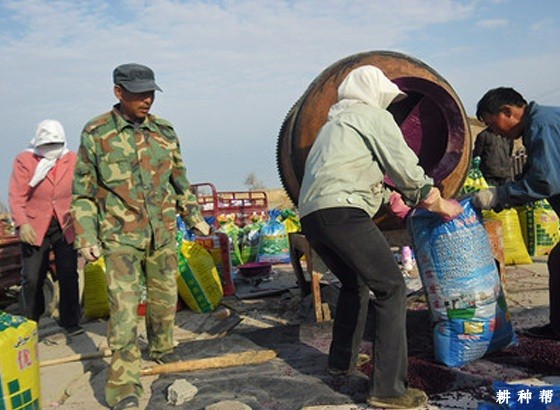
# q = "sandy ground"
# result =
<box><xmin>2</xmin><ymin>258</ymin><xmax>556</xmax><ymax>410</ymax></box>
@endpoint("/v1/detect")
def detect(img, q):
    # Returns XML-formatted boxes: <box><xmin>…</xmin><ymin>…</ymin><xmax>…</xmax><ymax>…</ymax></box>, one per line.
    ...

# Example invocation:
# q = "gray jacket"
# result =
<box><xmin>298</xmin><ymin>102</ymin><xmax>433</xmax><ymax>218</ymax></box>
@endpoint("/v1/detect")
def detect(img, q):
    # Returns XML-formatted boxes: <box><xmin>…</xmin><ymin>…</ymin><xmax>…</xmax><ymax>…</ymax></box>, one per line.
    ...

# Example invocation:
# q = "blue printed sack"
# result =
<box><xmin>407</xmin><ymin>198</ymin><xmax>517</xmax><ymax>367</ymax></box>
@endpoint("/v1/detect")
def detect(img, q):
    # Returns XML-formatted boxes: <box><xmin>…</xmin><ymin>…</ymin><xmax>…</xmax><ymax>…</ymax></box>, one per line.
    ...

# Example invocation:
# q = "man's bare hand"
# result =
<box><xmin>80</xmin><ymin>245</ymin><xmax>101</xmax><ymax>262</ymax></box>
<box><xmin>192</xmin><ymin>221</ymin><xmax>212</xmax><ymax>236</ymax></box>
<box><xmin>420</xmin><ymin>188</ymin><xmax>464</xmax><ymax>221</ymax></box>
<box><xmin>472</xmin><ymin>187</ymin><xmax>498</xmax><ymax>210</ymax></box>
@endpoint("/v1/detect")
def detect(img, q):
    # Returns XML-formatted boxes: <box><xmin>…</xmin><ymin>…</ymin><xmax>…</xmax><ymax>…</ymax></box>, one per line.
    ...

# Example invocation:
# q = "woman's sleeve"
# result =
<box><xmin>363</xmin><ymin>111</ymin><xmax>433</xmax><ymax>206</ymax></box>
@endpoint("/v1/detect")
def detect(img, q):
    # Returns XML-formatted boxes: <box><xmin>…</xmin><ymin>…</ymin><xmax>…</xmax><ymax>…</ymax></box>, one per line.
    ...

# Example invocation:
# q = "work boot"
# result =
<box><xmin>327</xmin><ymin>353</ymin><xmax>371</xmax><ymax>375</ymax></box>
<box><xmin>326</xmin><ymin>366</ymin><xmax>351</xmax><ymax>376</ymax></box>
<box><xmin>111</xmin><ymin>395</ymin><xmax>138</xmax><ymax>410</ymax></box>
<box><xmin>367</xmin><ymin>388</ymin><xmax>428</xmax><ymax>409</ymax></box>
<box><xmin>64</xmin><ymin>325</ymin><xmax>84</xmax><ymax>337</ymax></box>
<box><xmin>154</xmin><ymin>351</ymin><xmax>181</xmax><ymax>364</ymax></box>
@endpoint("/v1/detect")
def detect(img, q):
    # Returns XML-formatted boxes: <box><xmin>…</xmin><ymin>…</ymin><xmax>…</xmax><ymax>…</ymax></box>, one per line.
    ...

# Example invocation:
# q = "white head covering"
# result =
<box><xmin>328</xmin><ymin>65</ymin><xmax>407</xmax><ymax>119</ymax></box>
<box><xmin>26</xmin><ymin>119</ymin><xmax>69</xmax><ymax>188</ymax></box>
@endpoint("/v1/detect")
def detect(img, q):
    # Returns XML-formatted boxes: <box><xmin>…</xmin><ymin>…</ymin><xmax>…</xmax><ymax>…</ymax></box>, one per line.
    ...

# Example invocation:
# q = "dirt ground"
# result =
<box><xmin>2</xmin><ymin>258</ymin><xmax>556</xmax><ymax>410</ymax></box>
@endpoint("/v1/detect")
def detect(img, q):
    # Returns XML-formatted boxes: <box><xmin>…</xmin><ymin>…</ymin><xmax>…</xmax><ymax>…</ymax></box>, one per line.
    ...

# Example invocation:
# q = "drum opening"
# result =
<box><xmin>387</xmin><ymin>77</ymin><xmax>465</xmax><ymax>186</ymax></box>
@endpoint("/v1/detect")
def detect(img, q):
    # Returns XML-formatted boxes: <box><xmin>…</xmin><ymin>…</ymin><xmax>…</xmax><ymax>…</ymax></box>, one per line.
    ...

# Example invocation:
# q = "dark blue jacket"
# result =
<box><xmin>497</xmin><ymin>102</ymin><xmax>560</xmax><ymax>215</ymax></box>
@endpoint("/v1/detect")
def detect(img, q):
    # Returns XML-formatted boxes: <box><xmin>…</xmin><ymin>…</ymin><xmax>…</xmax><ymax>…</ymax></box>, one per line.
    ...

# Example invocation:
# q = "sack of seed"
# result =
<box><xmin>407</xmin><ymin>198</ymin><xmax>517</xmax><ymax>367</ymax></box>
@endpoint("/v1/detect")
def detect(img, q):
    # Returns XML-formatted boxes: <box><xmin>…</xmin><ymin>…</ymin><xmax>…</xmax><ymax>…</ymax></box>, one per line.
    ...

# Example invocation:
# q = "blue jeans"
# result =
<box><xmin>301</xmin><ymin>207</ymin><xmax>408</xmax><ymax>398</ymax></box>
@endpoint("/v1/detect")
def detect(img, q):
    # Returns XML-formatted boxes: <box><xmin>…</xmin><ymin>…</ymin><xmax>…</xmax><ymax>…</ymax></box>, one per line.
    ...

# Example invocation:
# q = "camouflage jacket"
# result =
<box><xmin>71</xmin><ymin>105</ymin><xmax>204</xmax><ymax>250</ymax></box>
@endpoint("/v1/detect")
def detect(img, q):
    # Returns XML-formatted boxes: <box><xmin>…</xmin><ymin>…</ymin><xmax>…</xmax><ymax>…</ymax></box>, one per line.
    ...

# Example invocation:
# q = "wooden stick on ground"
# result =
<box><xmin>40</xmin><ymin>313</ymin><xmax>243</xmax><ymax>368</ymax></box>
<box><xmin>140</xmin><ymin>349</ymin><xmax>277</xmax><ymax>376</ymax></box>
<box><xmin>40</xmin><ymin>347</ymin><xmax>112</xmax><ymax>367</ymax></box>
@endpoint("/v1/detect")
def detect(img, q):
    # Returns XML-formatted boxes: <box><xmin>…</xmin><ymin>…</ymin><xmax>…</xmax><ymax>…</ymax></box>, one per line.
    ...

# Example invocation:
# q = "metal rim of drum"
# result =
<box><xmin>276</xmin><ymin>50</ymin><xmax>472</xmax><ymax>208</ymax></box>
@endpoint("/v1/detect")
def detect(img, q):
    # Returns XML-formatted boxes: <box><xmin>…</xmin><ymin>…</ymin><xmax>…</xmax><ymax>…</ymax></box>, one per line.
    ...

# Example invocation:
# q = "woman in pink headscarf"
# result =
<box><xmin>9</xmin><ymin>119</ymin><xmax>82</xmax><ymax>336</ymax></box>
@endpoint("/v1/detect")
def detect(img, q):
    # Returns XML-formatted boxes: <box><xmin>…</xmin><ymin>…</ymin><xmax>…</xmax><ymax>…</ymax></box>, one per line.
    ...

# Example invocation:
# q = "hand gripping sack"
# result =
<box><xmin>407</xmin><ymin>198</ymin><xmax>517</xmax><ymax>367</ymax></box>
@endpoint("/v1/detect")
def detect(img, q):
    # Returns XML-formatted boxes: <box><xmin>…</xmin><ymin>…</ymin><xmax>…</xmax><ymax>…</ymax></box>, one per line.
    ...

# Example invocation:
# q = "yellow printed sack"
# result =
<box><xmin>176</xmin><ymin>240</ymin><xmax>223</xmax><ymax>313</ymax></box>
<box><xmin>517</xmin><ymin>200</ymin><xmax>560</xmax><ymax>257</ymax></box>
<box><xmin>83</xmin><ymin>258</ymin><xmax>110</xmax><ymax>319</ymax></box>
<box><xmin>0</xmin><ymin>312</ymin><xmax>40</xmax><ymax>410</ymax></box>
<box><xmin>195</xmin><ymin>233</ymin><xmax>236</xmax><ymax>296</ymax></box>
<box><xmin>483</xmin><ymin>208</ymin><xmax>533</xmax><ymax>265</ymax></box>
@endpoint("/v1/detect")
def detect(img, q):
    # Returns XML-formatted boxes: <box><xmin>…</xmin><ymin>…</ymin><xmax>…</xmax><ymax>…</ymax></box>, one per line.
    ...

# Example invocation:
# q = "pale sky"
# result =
<box><xmin>1</xmin><ymin>0</ymin><xmax>560</xmax><ymax>206</ymax></box>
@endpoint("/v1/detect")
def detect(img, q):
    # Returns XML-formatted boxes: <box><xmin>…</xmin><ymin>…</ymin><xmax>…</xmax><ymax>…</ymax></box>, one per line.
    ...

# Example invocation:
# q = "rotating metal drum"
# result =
<box><xmin>276</xmin><ymin>50</ymin><xmax>471</xmax><ymax>229</ymax></box>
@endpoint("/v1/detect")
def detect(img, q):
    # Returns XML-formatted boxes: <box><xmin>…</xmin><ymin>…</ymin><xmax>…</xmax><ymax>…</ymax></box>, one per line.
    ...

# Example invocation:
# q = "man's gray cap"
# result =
<box><xmin>113</xmin><ymin>63</ymin><xmax>162</xmax><ymax>93</ymax></box>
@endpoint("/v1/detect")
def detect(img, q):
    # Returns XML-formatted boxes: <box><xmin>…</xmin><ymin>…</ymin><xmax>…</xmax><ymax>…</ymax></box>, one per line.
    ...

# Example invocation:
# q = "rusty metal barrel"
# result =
<box><xmin>276</xmin><ymin>50</ymin><xmax>471</xmax><ymax>229</ymax></box>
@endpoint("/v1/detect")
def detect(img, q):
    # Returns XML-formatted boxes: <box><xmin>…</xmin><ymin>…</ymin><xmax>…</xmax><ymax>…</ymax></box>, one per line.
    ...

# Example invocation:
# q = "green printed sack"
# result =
<box><xmin>221</xmin><ymin>220</ymin><xmax>243</xmax><ymax>266</ymax></box>
<box><xmin>256</xmin><ymin>209</ymin><xmax>291</xmax><ymax>264</ymax></box>
<box><xmin>460</xmin><ymin>156</ymin><xmax>490</xmax><ymax>194</ymax></box>
<box><xmin>240</xmin><ymin>222</ymin><xmax>262</xmax><ymax>264</ymax></box>
<box><xmin>517</xmin><ymin>199</ymin><xmax>560</xmax><ymax>257</ymax></box>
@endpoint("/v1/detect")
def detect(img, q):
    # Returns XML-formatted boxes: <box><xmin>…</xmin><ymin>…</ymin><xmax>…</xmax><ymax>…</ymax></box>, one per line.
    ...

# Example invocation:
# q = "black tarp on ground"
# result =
<box><xmin>148</xmin><ymin>305</ymin><xmax>560</xmax><ymax>410</ymax></box>
<box><xmin>147</xmin><ymin>327</ymin><xmax>368</xmax><ymax>410</ymax></box>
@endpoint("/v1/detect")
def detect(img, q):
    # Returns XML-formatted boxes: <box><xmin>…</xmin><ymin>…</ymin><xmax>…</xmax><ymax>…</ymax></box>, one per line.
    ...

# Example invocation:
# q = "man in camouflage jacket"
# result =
<box><xmin>71</xmin><ymin>63</ymin><xmax>210</xmax><ymax>410</ymax></box>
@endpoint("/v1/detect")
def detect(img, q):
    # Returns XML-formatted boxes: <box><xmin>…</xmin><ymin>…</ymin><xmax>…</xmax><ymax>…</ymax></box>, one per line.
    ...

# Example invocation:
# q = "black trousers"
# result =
<box><xmin>301</xmin><ymin>207</ymin><xmax>408</xmax><ymax>398</ymax></box>
<box><xmin>20</xmin><ymin>217</ymin><xmax>81</xmax><ymax>328</ymax></box>
<box><xmin>548</xmin><ymin>242</ymin><xmax>560</xmax><ymax>333</ymax></box>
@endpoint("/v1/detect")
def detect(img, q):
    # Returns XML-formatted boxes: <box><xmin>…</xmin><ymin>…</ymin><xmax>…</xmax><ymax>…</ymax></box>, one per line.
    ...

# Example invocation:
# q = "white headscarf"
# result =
<box><xmin>26</xmin><ymin>119</ymin><xmax>69</xmax><ymax>187</ymax></box>
<box><xmin>328</xmin><ymin>65</ymin><xmax>407</xmax><ymax>119</ymax></box>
